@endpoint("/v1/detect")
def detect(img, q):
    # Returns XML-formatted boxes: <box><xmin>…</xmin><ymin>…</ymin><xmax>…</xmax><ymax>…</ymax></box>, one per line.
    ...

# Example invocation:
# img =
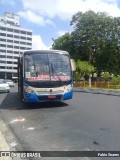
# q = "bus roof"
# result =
<box><xmin>23</xmin><ymin>49</ymin><xmax>69</xmax><ymax>55</ymax></box>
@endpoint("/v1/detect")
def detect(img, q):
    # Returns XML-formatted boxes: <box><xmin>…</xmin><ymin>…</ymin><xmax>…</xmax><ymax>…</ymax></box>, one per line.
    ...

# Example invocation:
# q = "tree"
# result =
<box><xmin>70</xmin><ymin>10</ymin><xmax>120</xmax><ymax>74</ymax></box>
<box><xmin>75</xmin><ymin>60</ymin><xmax>95</xmax><ymax>87</ymax></box>
<box><xmin>52</xmin><ymin>10</ymin><xmax>120</xmax><ymax>75</ymax></box>
<box><xmin>101</xmin><ymin>71</ymin><xmax>110</xmax><ymax>82</ymax></box>
<box><xmin>52</xmin><ymin>33</ymin><xmax>76</xmax><ymax>59</ymax></box>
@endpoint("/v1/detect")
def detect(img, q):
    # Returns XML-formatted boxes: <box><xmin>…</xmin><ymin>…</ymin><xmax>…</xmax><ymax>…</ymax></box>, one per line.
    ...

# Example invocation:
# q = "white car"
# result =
<box><xmin>4</xmin><ymin>79</ymin><xmax>15</xmax><ymax>87</ymax></box>
<box><xmin>0</xmin><ymin>79</ymin><xmax>10</xmax><ymax>93</ymax></box>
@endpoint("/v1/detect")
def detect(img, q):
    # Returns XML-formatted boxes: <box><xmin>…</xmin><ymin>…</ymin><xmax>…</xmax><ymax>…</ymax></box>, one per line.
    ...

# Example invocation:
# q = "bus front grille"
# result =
<box><xmin>36</xmin><ymin>90</ymin><xmax>64</xmax><ymax>95</ymax></box>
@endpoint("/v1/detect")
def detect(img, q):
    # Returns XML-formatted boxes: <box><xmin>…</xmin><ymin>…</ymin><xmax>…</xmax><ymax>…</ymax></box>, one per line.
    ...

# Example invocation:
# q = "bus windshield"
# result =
<box><xmin>24</xmin><ymin>52</ymin><xmax>71</xmax><ymax>82</ymax></box>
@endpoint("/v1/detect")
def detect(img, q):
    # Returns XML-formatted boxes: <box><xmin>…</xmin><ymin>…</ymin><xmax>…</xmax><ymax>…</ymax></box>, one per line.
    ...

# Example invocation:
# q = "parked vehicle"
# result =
<box><xmin>0</xmin><ymin>79</ymin><xmax>10</xmax><ymax>93</ymax></box>
<box><xmin>4</xmin><ymin>79</ymin><xmax>15</xmax><ymax>87</ymax></box>
<box><xmin>18</xmin><ymin>49</ymin><xmax>76</xmax><ymax>103</ymax></box>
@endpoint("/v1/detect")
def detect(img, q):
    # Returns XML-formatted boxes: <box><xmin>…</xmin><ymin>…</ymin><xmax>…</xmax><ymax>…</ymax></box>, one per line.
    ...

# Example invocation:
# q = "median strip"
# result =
<box><xmin>73</xmin><ymin>87</ymin><xmax>120</xmax><ymax>96</ymax></box>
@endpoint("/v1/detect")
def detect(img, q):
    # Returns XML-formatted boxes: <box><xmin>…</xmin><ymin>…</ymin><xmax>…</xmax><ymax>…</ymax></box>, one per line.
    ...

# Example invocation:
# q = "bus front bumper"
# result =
<box><xmin>24</xmin><ymin>90</ymin><xmax>73</xmax><ymax>103</ymax></box>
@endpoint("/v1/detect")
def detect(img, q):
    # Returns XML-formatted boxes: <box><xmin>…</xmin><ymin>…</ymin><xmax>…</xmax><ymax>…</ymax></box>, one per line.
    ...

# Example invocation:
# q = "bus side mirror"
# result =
<box><xmin>70</xmin><ymin>59</ymin><xmax>76</xmax><ymax>71</ymax></box>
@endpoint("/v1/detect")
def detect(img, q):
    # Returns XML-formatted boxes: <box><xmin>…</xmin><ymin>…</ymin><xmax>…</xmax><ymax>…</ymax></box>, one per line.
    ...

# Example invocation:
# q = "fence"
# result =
<box><xmin>74</xmin><ymin>81</ymin><xmax>120</xmax><ymax>90</ymax></box>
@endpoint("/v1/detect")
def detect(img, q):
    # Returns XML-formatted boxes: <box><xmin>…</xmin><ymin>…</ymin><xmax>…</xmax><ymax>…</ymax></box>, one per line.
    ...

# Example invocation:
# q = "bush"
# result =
<box><xmin>112</xmin><ymin>77</ymin><xmax>120</xmax><ymax>85</ymax></box>
<box><xmin>101</xmin><ymin>71</ymin><xmax>110</xmax><ymax>82</ymax></box>
<box><xmin>73</xmin><ymin>71</ymin><xmax>80</xmax><ymax>80</ymax></box>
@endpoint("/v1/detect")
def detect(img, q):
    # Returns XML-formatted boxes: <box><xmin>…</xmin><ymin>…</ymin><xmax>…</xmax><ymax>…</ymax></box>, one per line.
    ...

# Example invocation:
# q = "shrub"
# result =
<box><xmin>112</xmin><ymin>77</ymin><xmax>120</xmax><ymax>85</ymax></box>
<box><xmin>73</xmin><ymin>71</ymin><xmax>80</xmax><ymax>80</ymax></box>
<box><xmin>101</xmin><ymin>71</ymin><xmax>110</xmax><ymax>82</ymax></box>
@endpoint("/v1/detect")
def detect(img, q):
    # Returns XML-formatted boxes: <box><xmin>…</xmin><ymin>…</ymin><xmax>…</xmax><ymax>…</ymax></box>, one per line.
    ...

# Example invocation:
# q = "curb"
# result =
<box><xmin>73</xmin><ymin>87</ymin><xmax>120</xmax><ymax>96</ymax></box>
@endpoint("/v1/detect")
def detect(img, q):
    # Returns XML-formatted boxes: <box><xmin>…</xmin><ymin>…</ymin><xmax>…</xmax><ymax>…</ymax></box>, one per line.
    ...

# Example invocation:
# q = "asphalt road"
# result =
<box><xmin>0</xmin><ymin>85</ymin><xmax>120</xmax><ymax>160</ymax></box>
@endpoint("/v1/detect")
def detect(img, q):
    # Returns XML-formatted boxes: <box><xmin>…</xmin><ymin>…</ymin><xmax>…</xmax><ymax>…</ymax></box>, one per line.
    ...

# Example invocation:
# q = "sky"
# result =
<box><xmin>0</xmin><ymin>0</ymin><xmax>120</xmax><ymax>49</ymax></box>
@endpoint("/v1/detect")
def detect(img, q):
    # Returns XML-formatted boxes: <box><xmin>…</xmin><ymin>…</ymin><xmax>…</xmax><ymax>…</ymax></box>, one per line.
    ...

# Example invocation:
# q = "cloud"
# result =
<box><xmin>20</xmin><ymin>0</ymin><xmax>120</xmax><ymax>21</ymax></box>
<box><xmin>58</xmin><ymin>31</ymin><xmax>67</xmax><ymax>36</ymax></box>
<box><xmin>32</xmin><ymin>35</ymin><xmax>51</xmax><ymax>50</ymax></box>
<box><xmin>0</xmin><ymin>0</ymin><xmax>16</xmax><ymax>6</ymax></box>
<box><xmin>18</xmin><ymin>10</ymin><xmax>55</xmax><ymax>26</ymax></box>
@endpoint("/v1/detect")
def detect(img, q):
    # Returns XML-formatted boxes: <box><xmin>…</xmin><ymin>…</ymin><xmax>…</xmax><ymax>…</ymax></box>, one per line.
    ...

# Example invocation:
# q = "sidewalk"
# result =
<box><xmin>0</xmin><ymin>117</ymin><xmax>13</xmax><ymax>160</ymax></box>
<box><xmin>0</xmin><ymin>131</ymin><xmax>12</xmax><ymax>160</ymax></box>
<box><xmin>0</xmin><ymin>114</ymin><xmax>26</xmax><ymax>160</ymax></box>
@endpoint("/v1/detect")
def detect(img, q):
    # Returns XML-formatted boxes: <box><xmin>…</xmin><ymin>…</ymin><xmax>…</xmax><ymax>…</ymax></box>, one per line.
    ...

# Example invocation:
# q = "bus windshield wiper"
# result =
<box><xmin>51</xmin><ymin>63</ymin><xmax>62</xmax><ymax>82</ymax></box>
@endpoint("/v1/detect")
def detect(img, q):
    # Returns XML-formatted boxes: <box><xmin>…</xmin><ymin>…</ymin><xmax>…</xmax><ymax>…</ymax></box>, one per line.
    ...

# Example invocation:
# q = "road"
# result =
<box><xmin>0</xmin><ymin>85</ymin><xmax>120</xmax><ymax>160</ymax></box>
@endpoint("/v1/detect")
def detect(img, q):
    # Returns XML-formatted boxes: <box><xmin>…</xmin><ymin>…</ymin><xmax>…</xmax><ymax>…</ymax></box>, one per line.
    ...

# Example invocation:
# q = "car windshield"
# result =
<box><xmin>4</xmin><ymin>80</ymin><xmax>12</xmax><ymax>82</ymax></box>
<box><xmin>0</xmin><ymin>79</ymin><xmax>5</xmax><ymax>84</ymax></box>
<box><xmin>24</xmin><ymin>52</ymin><xmax>71</xmax><ymax>82</ymax></box>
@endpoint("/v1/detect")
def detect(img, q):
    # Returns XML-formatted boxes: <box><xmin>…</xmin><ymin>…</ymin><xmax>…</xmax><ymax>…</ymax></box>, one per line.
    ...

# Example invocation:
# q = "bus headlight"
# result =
<box><xmin>25</xmin><ymin>87</ymin><xmax>35</xmax><ymax>94</ymax></box>
<box><xmin>65</xmin><ymin>85</ymin><xmax>73</xmax><ymax>92</ymax></box>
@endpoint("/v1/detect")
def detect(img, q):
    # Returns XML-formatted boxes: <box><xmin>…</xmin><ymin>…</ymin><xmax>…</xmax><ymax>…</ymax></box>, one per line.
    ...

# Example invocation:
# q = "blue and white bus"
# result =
<box><xmin>18</xmin><ymin>50</ymin><xmax>75</xmax><ymax>103</ymax></box>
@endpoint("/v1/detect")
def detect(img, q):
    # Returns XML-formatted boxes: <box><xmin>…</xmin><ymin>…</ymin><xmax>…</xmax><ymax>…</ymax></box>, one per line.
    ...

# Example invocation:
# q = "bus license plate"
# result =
<box><xmin>48</xmin><ymin>95</ymin><xmax>56</xmax><ymax>99</ymax></box>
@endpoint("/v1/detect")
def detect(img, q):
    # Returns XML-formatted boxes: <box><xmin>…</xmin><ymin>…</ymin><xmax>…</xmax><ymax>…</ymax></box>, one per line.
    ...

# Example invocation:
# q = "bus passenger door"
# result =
<box><xmin>18</xmin><ymin>57</ymin><xmax>23</xmax><ymax>99</ymax></box>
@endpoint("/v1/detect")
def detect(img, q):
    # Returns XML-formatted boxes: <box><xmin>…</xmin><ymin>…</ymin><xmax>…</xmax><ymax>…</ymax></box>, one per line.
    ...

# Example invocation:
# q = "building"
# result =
<box><xmin>0</xmin><ymin>12</ymin><xmax>32</xmax><ymax>80</ymax></box>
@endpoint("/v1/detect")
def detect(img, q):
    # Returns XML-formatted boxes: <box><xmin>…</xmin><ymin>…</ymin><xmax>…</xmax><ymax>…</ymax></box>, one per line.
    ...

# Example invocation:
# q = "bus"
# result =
<box><xmin>18</xmin><ymin>50</ymin><xmax>75</xmax><ymax>103</ymax></box>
